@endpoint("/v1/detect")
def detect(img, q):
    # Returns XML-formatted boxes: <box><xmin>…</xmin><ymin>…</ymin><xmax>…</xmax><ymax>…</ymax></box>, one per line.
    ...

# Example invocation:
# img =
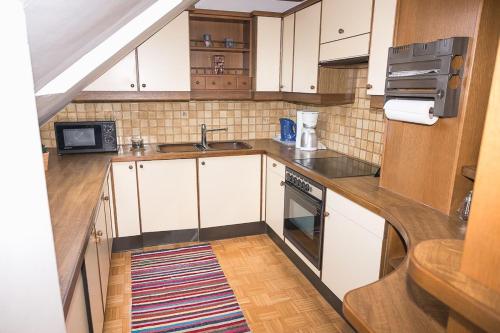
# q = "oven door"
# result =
<box><xmin>55</xmin><ymin>123</ymin><xmax>103</xmax><ymax>154</ymax></box>
<box><xmin>283</xmin><ymin>183</ymin><xmax>323</xmax><ymax>269</ymax></box>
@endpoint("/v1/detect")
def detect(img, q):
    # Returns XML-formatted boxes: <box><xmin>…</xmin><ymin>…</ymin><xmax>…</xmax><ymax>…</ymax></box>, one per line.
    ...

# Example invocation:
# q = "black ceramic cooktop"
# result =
<box><xmin>293</xmin><ymin>156</ymin><xmax>379</xmax><ymax>179</ymax></box>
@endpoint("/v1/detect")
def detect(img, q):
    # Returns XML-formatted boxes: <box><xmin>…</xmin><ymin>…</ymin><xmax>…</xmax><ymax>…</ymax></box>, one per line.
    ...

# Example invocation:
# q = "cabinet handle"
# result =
<box><xmin>201</xmin><ymin>161</ymin><xmax>206</xmax><ymax>166</ymax></box>
<box><xmin>310</xmin><ymin>85</ymin><xmax>315</xmax><ymax>90</ymax></box>
<box><xmin>242</xmin><ymin>82</ymin><xmax>247</xmax><ymax>85</ymax></box>
<box><xmin>280</xmin><ymin>85</ymin><xmax>284</xmax><ymax>89</ymax></box>
<box><xmin>130</xmin><ymin>83</ymin><xmax>135</xmax><ymax>88</ymax></box>
<box><xmin>140</xmin><ymin>164</ymin><xmax>144</xmax><ymax>169</ymax></box>
<box><xmin>129</xmin><ymin>165</ymin><xmax>133</xmax><ymax>170</ymax></box>
<box><xmin>141</xmin><ymin>83</ymin><xmax>146</xmax><ymax>88</ymax></box>
<box><xmin>227</xmin><ymin>81</ymin><xmax>232</xmax><ymax>86</ymax></box>
<box><xmin>366</xmin><ymin>83</ymin><xmax>373</xmax><ymax>89</ymax></box>
<box><xmin>280</xmin><ymin>181</ymin><xmax>285</xmax><ymax>186</ymax></box>
<box><xmin>272</xmin><ymin>163</ymin><xmax>277</xmax><ymax>167</ymax></box>
<box><xmin>196</xmin><ymin>80</ymin><xmax>200</xmax><ymax>84</ymax></box>
<box><xmin>103</xmin><ymin>195</ymin><xmax>109</xmax><ymax>201</ymax></box>
<box><xmin>96</xmin><ymin>230</ymin><xmax>103</xmax><ymax>237</ymax></box>
<box><xmin>338</xmin><ymin>28</ymin><xmax>344</xmax><ymax>34</ymax></box>
<box><xmin>212</xmin><ymin>81</ymin><xmax>216</xmax><ymax>85</ymax></box>
<box><xmin>324</xmin><ymin>211</ymin><xmax>330</xmax><ymax>217</ymax></box>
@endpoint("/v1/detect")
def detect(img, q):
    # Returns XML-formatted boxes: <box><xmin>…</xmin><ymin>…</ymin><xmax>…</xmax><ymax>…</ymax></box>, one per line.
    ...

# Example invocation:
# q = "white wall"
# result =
<box><xmin>0</xmin><ymin>1</ymin><xmax>66</xmax><ymax>332</ymax></box>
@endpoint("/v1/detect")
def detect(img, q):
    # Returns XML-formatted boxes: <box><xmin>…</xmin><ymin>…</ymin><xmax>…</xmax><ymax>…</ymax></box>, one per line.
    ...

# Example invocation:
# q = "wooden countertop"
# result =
<box><xmin>47</xmin><ymin>139</ymin><xmax>465</xmax><ymax>331</ymax></box>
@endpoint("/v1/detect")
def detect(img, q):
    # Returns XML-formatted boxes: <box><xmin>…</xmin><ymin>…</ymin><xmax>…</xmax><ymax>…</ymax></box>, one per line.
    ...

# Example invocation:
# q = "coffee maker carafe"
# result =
<box><xmin>296</xmin><ymin>111</ymin><xmax>319</xmax><ymax>151</ymax></box>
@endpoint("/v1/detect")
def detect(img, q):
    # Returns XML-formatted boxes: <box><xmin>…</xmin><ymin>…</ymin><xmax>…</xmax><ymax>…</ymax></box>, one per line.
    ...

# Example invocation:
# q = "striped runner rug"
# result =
<box><xmin>131</xmin><ymin>244</ymin><xmax>251</xmax><ymax>333</ymax></box>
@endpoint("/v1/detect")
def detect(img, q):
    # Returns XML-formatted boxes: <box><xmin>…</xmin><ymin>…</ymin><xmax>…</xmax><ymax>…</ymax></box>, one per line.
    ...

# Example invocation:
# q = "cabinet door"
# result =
<box><xmin>94</xmin><ymin>200</ymin><xmax>110</xmax><ymax>306</ymax></box>
<box><xmin>281</xmin><ymin>14</ymin><xmax>295</xmax><ymax>92</ymax></box>
<box><xmin>322</xmin><ymin>190</ymin><xmax>384</xmax><ymax>300</ymax></box>
<box><xmin>112</xmin><ymin>162</ymin><xmax>141</xmax><ymax>237</ymax></box>
<box><xmin>293</xmin><ymin>3</ymin><xmax>321</xmax><ymax>93</ymax></box>
<box><xmin>137</xmin><ymin>159</ymin><xmax>198</xmax><ymax>233</ymax></box>
<box><xmin>367</xmin><ymin>0</ymin><xmax>397</xmax><ymax>95</ymax></box>
<box><xmin>102</xmin><ymin>172</ymin><xmax>114</xmax><ymax>257</ymax></box>
<box><xmin>199</xmin><ymin>155</ymin><xmax>261</xmax><ymax>228</ymax></box>
<box><xmin>84</xmin><ymin>51</ymin><xmax>137</xmax><ymax>91</ymax></box>
<box><xmin>84</xmin><ymin>227</ymin><xmax>104</xmax><ymax>333</ymax></box>
<box><xmin>65</xmin><ymin>273</ymin><xmax>89</xmax><ymax>333</ymax></box>
<box><xmin>256</xmin><ymin>16</ymin><xmax>282</xmax><ymax>92</ymax></box>
<box><xmin>320</xmin><ymin>0</ymin><xmax>372</xmax><ymax>43</ymax></box>
<box><xmin>265</xmin><ymin>159</ymin><xmax>285</xmax><ymax>237</ymax></box>
<box><xmin>137</xmin><ymin>11</ymin><xmax>190</xmax><ymax>91</ymax></box>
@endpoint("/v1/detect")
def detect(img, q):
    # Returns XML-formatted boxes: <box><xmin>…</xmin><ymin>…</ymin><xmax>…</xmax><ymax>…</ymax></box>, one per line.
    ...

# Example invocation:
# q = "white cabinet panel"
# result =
<box><xmin>137</xmin><ymin>11</ymin><xmax>190</xmax><ymax>91</ymax></box>
<box><xmin>256</xmin><ymin>17</ymin><xmax>282</xmax><ymax>92</ymax></box>
<box><xmin>322</xmin><ymin>190</ymin><xmax>384</xmax><ymax>300</ymax></box>
<box><xmin>321</xmin><ymin>0</ymin><xmax>372</xmax><ymax>43</ymax></box>
<box><xmin>281</xmin><ymin>14</ymin><xmax>295</xmax><ymax>92</ymax></box>
<box><xmin>265</xmin><ymin>157</ymin><xmax>285</xmax><ymax>238</ymax></box>
<box><xmin>293</xmin><ymin>3</ymin><xmax>321</xmax><ymax>93</ymax></box>
<box><xmin>199</xmin><ymin>155</ymin><xmax>261</xmax><ymax>228</ymax></box>
<box><xmin>319</xmin><ymin>34</ymin><xmax>370</xmax><ymax>62</ymax></box>
<box><xmin>137</xmin><ymin>159</ymin><xmax>198</xmax><ymax>232</ymax></box>
<box><xmin>84</xmin><ymin>51</ymin><xmax>137</xmax><ymax>91</ymax></box>
<box><xmin>285</xmin><ymin>238</ymin><xmax>321</xmax><ymax>276</ymax></box>
<box><xmin>84</xmin><ymin>228</ymin><xmax>104</xmax><ymax>333</ymax></box>
<box><xmin>65</xmin><ymin>273</ymin><xmax>89</xmax><ymax>333</ymax></box>
<box><xmin>94</xmin><ymin>200</ymin><xmax>110</xmax><ymax>306</ymax></box>
<box><xmin>367</xmin><ymin>0</ymin><xmax>398</xmax><ymax>95</ymax></box>
<box><xmin>112</xmin><ymin>162</ymin><xmax>141</xmax><ymax>237</ymax></box>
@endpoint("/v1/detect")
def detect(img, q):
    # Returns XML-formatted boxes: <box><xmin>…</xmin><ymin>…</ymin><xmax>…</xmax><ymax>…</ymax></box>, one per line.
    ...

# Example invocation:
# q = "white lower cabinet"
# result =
<box><xmin>65</xmin><ymin>273</ymin><xmax>89</xmax><ymax>333</ymax></box>
<box><xmin>199</xmin><ymin>155</ymin><xmax>262</xmax><ymax>228</ymax></box>
<box><xmin>94</xmin><ymin>199</ymin><xmax>110</xmax><ymax>305</ymax></box>
<box><xmin>322</xmin><ymin>189</ymin><xmax>385</xmax><ymax>300</ymax></box>
<box><xmin>84</xmin><ymin>225</ymin><xmax>104</xmax><ymax>333</ymax></box>
<box><xmin>137</xmin><ymin>159</ymin><xmax>198</xmax><ymax>232</ymax></box>
<box><xmin>265</xmin><ymin>157</ymin><xmax>285</xmax><ymax>237</ymax></box>
<box><xmin>112</xmin><ymin>162</ymin><xmax>141</xmax><ymax>237</ymax></box>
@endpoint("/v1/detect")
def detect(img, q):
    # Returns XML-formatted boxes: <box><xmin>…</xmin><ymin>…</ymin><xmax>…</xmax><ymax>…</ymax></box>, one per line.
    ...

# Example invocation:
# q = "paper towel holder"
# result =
<box><xmin>384</xmin><ymin>37</ymin><xmax>469</xmax><ymax>118</ymax></box>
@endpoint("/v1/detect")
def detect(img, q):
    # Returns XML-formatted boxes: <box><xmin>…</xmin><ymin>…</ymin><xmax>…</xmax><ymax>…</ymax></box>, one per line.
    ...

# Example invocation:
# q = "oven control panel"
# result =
<box><xmin>285</xmin><ymin>168</ymin><xmax>324</xmax><ymax>200</ymax></box>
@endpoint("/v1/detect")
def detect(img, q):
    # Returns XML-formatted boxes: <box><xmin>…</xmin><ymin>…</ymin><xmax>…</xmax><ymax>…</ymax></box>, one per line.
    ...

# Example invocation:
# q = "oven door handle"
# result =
<box><xmin>284</xmin><ymin>182</ymin><xmax>323</xmax><ymax>208</ymax></box>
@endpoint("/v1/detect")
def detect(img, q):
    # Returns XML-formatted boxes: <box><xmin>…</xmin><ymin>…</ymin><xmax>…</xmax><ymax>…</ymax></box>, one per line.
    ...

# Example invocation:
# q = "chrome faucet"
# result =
<box><xmin>200</xmin><ymin>123</ymin><xmax>227</xmax><ymax>149</ymax></box>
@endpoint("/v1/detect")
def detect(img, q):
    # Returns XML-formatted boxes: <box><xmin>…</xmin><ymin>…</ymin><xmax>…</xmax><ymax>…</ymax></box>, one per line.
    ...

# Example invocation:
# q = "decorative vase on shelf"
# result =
<box><xmin>203</xmin><ymin>34</ymin><xmax>212</xmax><ymax>47</ymax></box>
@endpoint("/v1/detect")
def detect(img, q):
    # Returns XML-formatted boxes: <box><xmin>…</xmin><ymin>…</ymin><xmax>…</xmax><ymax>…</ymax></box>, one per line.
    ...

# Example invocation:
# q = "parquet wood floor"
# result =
<box><xmin>103</xmin><ymin>234</ymin><xmax>353</xmax><ymax>333</ymax></box>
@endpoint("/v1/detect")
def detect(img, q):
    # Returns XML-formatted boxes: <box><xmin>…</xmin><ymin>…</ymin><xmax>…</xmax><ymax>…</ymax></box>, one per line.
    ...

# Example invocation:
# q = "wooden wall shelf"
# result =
<box><xmin>190</xmin><ymin>46</ymin><xmax>250</xmax><ymax>53</ymax></box>
<box><xmin>282</xmin><ymin>92</ymin><xmax>355</xmax><ymax>106</ymax></box>
<box><xmin>408</xmin><ymin>239</ymin><xmax>500</xmax><ymax>333</ymax></box>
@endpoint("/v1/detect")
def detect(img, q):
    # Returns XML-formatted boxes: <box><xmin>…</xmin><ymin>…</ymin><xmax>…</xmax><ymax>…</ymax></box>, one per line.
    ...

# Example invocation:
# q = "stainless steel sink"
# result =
<box><xmin>207</xmin><ymin>141</ymin><xmax>252</xmax><ymax>150</ymax></box>
<box><xmin>157</xmin><ymin>143</ymin><xmax>202</xmax><ymax>153</ymax></box>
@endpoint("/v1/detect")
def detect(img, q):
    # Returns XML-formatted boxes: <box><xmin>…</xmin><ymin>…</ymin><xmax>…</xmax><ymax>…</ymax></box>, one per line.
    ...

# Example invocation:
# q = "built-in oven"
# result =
<box><xmin>55</xmin><ymin>121</ymin><xmax>118</xmax><ymax>155</ymax></box>
<box><xmin>283</xmin><ymin>167</ymin><xmax>326</xmax><ymax>269</ymax></box>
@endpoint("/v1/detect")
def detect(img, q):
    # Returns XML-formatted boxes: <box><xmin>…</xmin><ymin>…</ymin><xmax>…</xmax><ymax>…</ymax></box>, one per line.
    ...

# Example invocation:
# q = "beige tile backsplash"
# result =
<box><xmin>40</xmin><ymin>66</ymin><xmax>385</xmax><ymax>165</ymax></box>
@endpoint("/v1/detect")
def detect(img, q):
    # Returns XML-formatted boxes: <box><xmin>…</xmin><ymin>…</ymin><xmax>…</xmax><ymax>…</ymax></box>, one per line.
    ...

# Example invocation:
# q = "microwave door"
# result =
<box><xmin>56</xmin><ymin>125</ymin><xmax>103</xmax><ymax>152</ymax></box>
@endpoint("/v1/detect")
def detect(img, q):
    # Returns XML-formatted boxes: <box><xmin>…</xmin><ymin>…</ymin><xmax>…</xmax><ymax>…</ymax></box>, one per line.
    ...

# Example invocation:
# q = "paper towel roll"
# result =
<box><xmin>384</xmin><ymin>99</ymin><xmax>438</xmax><ymax>125</ymax></box>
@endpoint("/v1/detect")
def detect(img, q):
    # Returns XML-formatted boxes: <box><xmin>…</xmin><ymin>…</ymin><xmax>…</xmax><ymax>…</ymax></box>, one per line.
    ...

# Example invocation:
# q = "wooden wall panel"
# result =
<box><xmin>380</xmin><ymin>0</ymin><xmax>498</xmax><ymax>214</ymax></box>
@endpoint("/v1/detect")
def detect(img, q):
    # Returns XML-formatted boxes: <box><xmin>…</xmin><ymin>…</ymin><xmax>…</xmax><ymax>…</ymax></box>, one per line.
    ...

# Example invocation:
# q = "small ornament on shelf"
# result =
<box><xmin>213</xmin><ymin>55</ymin><xmax>225</xmax><ymax>75</ymax></box>
<box><xmin>202</xmin><ymin>34</ymin><xmax>212</xmax><ymax>47</ymax></box>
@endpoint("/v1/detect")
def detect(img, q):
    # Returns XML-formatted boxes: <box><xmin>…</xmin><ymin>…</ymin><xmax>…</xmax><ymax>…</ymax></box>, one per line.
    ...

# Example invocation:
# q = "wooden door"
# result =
<box><xmin>322</xmin><ymin>190</ymin><xmax>384</xmax><ymax>300</ymax></box>
<box><xmin>199</xmin><ymin>155</ymin><xmax>261</xmax><ymax>228</ymax></box>
<box><xmin>367</xmin><ymin>0</ymin><xmax>397</xmax><ymax>95</ymax></box>
<box><xmin>137</xmin><ymin>11</ymin><xmax>190</xmax><ymax>91</ymax></box>
<box><xmin>112</xmin><ymin>162</ymin><xmax>141</xmax><ymax>237</ymax></box>
<box><xmin>137</xmin><ymin>159</ymin><xmax>198</xmax><ymax>233</ymax></box>
<box><xmin>320</xmin><ymin>0</ymin><xmax>372</xmax><ymax>43</ymax></box>
<box><xmin>84</xmin><ymin>227</ymin><xmax>104</xmax><ymax>333</ymax></box>
<box><xmin>265</xmin><ymin>158</ymin><xmax>285</xmax><ymax>237</ymax></box>
<box><xmin>281</xmin><ymin>14</ymin><xmax>295</xmax><ymax>92</ymax></box>
<box><xmin>94</xmin><ymin>200</ymin><xmax>110</xmax><ymax>307</ymax></box>
<box><xmin>84</xmin><ymin>51</ymin><xmax>137</xmax><ymax>91</ymax></box>
<box><xmin>293</xmin><ymin>3</ymin><xmax>321</xmax><ymax>93</ymax></box>
<box><xmin>256</xmin><ymin>16</ymin><xmax>282</xmax><ymax>91</ymax></box>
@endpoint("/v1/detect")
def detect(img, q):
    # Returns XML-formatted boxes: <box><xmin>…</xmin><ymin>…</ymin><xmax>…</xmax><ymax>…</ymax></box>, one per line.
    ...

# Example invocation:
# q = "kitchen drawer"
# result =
<box><xmin>267</xmin><ymin>156</ymin><xmax>286</xmax><ymax>178</ymax></box>
<box><xmin>223</xmin><ymin>76</ymin><xmax>237</xmax><ymax>89</ymax></box>
<box><xmin>237</xmin><ymin>76</ymin><xmax>251</xmax><ymax>90</ymax></box>
<box><xmin>191</xmin><ymin>76</ymin><xmax>205</xmax><ymax>90</ymax></box>
<box><xmin>319</xmin><ymin>34</ymin><xmax>370</xmax><ymax>62</ymax></box>
<box><xmin>205</xmin><ymin>76</ymin><xmax>223</xmax><ymax>90</ymax></box>
<box><xmin>326</xmin><ymin>189</ymin><xmax>385</xmax><ymax>238</ymax></box>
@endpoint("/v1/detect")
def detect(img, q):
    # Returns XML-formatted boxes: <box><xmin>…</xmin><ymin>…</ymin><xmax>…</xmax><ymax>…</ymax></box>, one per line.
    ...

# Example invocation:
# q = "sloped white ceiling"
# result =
<box><xmin>195</xmin><ymin>0</ymin><xmax>304</xmax><ymax>13</ymax></box>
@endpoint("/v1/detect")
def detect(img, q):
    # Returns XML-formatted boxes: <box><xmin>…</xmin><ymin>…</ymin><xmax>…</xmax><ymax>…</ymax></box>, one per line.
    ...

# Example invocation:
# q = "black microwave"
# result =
<box><xmin>55</xmin><ymin>121</ymin><xmax>118</xmax><ymax>155</ymax></box>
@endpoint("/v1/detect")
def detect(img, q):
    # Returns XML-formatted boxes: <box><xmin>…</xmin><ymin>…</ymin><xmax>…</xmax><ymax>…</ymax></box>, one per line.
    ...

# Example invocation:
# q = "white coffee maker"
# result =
<box><xmin>296</xmin><ymin>111</ymin><xmax>319</xmax><ymax>151</ymax></box>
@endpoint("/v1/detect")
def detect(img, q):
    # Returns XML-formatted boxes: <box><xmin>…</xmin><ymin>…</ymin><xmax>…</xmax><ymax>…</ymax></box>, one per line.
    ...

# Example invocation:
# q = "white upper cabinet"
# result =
<box><xmin>280</xmin><ymin>14</ymin><xmax>295</xmax><ymax>92</ymax></box>
<box><xmin>367</xmin><ymin>0</ymin><xmax>398</xmax><ymax>95</ymax></box>
<box><xmin>137</xmin><ymin>11</ymin><xmax>190</xmax><ymax>91</ymax></box>
<box><xmin>255</xmin><ymin>16</ymin><xmax>282</xmax><ymax>92</ymax></box>
<box><xmin>199</xmin><ymin>155</ymin><xmax>261</xmax><ymax>228</ymax></box>
<box><xmin>137</xmin><ymin>159</ymin><xmax>198</xmax><ymax>233</ymax></box>
<box><xmin>293</xmin><ymin>3</ymin><xmax>321</xmax><ymax>93</ymax></box>
<box><xmin>84</xmin><ymin>51</ymin><xmax>137</xmax><ymax>91</ymax></box>
<box><xmin>319</xmin><ymin>0</ymin><xmax>373</xmax><ymax>62</ymax></box>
